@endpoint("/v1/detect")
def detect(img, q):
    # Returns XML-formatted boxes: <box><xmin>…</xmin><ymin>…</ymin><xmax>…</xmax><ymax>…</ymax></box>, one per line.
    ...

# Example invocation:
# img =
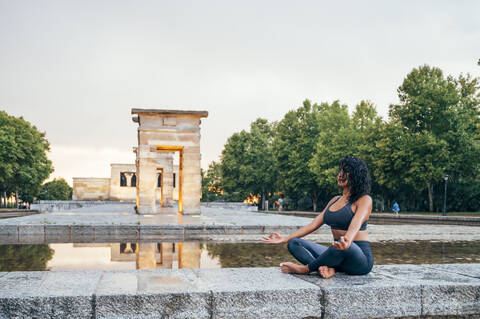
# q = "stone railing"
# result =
<box><xmin>0</xmin><ymin>264</ymin><xmax>478</xmax><ymax>318</ymax></box>
<box><xmin>201</xmin><ymin>201</ymin><xmax>258</xmax><ymax>211</ymax></box>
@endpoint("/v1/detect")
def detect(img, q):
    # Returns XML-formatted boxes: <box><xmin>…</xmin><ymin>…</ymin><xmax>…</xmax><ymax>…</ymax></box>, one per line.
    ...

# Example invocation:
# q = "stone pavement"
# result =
<box><xmin>0</xmin><ymin>264</ymin><xmax>479</xmax><ymax>318</ymax></box>
<box><xmin>1</xmin><ymin>203</ymin><xmax>480</xmax><ymax>244</ymax></box>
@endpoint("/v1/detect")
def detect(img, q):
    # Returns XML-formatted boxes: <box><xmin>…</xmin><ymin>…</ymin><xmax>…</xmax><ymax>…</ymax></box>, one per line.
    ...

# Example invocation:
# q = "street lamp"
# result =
<box><xmin>443</xmin><ymin>175</ymin><xmax>449</xmax><ymax>217</ymax></box>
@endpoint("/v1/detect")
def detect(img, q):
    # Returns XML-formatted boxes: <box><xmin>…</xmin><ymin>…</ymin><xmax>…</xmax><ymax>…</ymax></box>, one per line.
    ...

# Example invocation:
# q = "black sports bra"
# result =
<box><xmin>323</xmin><ymin>197</ymin><xmax>368</xmax><ymax>231</ymax></box>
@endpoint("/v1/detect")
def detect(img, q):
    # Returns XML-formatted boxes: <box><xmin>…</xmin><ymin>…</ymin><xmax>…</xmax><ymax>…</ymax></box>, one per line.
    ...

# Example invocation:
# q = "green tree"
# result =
<box><xmin>309</xmin><ymin>101</ymin><xmax>356</xmax><ymax>195</ymax></box>
<box><xmin>38</xmin><ymin>178</ymin><xmax>72</xmax><ymax>200</ymax></box>
<box><xmin>309</xmin><ymin>100</ymin><xmax>384</xmax><ymax>209</ymax></box>
<box><xmin>0</xmin><ymin>111</ymin><xmax>53</xmax><ymax>206</ymax></box>
<box><xmin>387</xmin><ymin>65</ymin><xmax>480</xmax><ymax>211</ymax></box>
<box><xmin>201</xmin><ymin>161</ymin><xmax>223</xmax><ymax>202</ymax></box>
<box><xmin>220</xmin><ymin>118</ymin><xmax>276</xmax><ymax>207</ymax></box>
<box><xmin>0</xmin><ymin>244</ymin><xmax>54</xmax><ymax>271</ymax></box>
<box><xmin>273</xmin><ymin>100</ymin><xmax>322</xmax><ymax>211</ymax></box>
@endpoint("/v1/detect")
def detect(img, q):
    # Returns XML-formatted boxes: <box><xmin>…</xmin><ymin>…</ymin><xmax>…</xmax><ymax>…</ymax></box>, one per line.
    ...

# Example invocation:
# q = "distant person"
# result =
<box><xmin>393</xmin><ymin>202</ymin><xmax>400</xmax><ymax>215</ymax></box>
<box><xmin>278</xmin><ymin>198</ymin><xmax>284</xmax><ymax>212</ymax></box>
<box><xmin>263</xmin><ymin>156</ymin><xmax>373</xmax><ymax>278</ymax></box>
<box><xmin>25</xmin><ymin>202</ymin><xmax>30</xmax><ymax>210</ymax></box>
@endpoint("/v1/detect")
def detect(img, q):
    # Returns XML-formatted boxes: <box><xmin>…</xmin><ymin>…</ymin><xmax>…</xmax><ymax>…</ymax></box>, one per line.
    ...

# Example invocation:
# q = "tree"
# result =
<box><xmin>309</xmin><ymin>101</ymin><xmax>356</xmax><ymax>196</ymax></box>
<box><xmin>38</xmin><ymin>178</ymin><xmax>72</xmax><ymax>200</ymax></box>
<box><xmin>273</xmin><ymin>100</ymin><xmax>322</xmax><ymax>211</ymax></box>
<box><xmin>0</xmin><ymin>111</ymin><xmax>53</xmax><ymax>206</ymax></box>
<box><xmin>0</xmin><ymin>244</ymin><xmax>54</xmax><ymax>271</ymax></box>
<box><xmin>387</xmin><ymin>65</ymin><xmax>480</xmax><ymax>211</ymax></box>
<box><xmin>201</xmin><ymin>161</ymin><xmax>223</xmax><ymax>202</ymax></box>
<box><xmin>309</xmin><ymin>100</ymin><xmax>384</xmax><ymax>210</ymax></box>
<box><xmin>220</xmin><ymin>118</ymin><xmax>277</xmax><ymax>207</ymax></box>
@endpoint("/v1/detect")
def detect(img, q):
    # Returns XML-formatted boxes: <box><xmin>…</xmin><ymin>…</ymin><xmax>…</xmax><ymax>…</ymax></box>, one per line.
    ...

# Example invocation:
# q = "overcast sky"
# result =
<box><xmin>1</xmin><ymin>0</ymin><xmax>479</xmax><ymax>185</ymax></box>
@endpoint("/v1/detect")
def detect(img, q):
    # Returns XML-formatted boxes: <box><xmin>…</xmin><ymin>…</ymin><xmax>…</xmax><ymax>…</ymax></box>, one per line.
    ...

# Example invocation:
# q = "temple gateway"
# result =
<box><xmin>72</xmin><ymin>109</ymin><xmax>208</xmax><ymax>215</ymax></box>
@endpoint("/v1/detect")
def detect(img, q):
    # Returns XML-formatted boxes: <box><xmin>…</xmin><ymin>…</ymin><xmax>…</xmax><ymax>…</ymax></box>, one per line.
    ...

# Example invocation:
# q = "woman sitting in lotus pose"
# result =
<box><xmin>262</xmin><ymin>155</ymin><xmax>373</xmax><ymax>278</ymax></box>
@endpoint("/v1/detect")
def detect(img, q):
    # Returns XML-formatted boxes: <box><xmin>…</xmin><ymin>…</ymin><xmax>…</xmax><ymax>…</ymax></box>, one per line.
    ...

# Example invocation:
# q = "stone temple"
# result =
<box><xmin>73</xmin><ymin>108</ymin><xmax>208</xmax><ymax>215</ymax></box>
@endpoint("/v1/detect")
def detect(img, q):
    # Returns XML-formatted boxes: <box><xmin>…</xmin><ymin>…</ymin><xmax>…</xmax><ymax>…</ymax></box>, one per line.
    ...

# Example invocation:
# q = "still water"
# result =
<box><xmin>1</xmin><ymin>241</ymin><xmax>479</xmax><ymax>272</ymax></box>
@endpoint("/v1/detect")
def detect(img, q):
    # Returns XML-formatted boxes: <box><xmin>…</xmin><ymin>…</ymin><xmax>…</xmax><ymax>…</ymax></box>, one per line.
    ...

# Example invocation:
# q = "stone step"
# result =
<box><xmin>0</xmin><ymin>264</ymin><xmax>479</xmax><ymax>319</ymax></box>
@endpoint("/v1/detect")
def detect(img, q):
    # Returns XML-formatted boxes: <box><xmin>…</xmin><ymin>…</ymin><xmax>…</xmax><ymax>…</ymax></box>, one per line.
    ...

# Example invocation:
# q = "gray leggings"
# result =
<box><xmin>287</xmin><ymin>238</ymin><xmax>374</xmax><ymax>275</ymax></box>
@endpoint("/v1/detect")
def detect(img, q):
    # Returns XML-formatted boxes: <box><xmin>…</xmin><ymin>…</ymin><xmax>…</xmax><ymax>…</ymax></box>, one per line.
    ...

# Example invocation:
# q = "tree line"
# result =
<box><xmin>0</xmin><ymin>111</ymin><xmax>72</xmax><ymax>207</ymax></box>
<box><xmin>202</xmin><ymin>65</ymin><xmax>480</xmax><ymax>212</ymax></box>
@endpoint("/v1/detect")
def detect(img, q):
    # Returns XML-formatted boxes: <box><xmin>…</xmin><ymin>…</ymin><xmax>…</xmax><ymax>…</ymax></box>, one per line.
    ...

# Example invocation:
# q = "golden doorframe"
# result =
<box><xmin>156</xmin><ymin>145</ymin><xmax>183</xmax><ymax>214</ymax></box>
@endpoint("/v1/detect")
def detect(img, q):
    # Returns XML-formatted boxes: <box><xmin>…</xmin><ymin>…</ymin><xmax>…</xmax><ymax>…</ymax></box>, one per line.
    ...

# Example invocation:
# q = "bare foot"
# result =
<box><xmin>318</xmin><ymin>266</ymin><xmax>335</xmax><ymax>278</ymax></box>
<box><xmin>279</xmin><ymin>262</ymin><xmax>308</xmax><ymax>274</ymax></box>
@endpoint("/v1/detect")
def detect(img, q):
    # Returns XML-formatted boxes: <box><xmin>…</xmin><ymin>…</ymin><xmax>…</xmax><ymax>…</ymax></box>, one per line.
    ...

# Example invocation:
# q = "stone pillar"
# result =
<box><xmin>137</xmin><ymin>145</ymin><xmax>157</xmax><ymax>214</ymax></box>
<box><xmin>136</xmin><ymin>243</ymin><xmax>157</xmax><ymax>269</ymax></box>
<box><xmin>178</xmin><ymin>242</ymin><xmax>200</xmax><ymax>269</ymax></box>
<box><xmin>125</xmin><ymin>174</ymin><xmax>132</xmax><ymax>187</ymax></box>
<box><xmin>182</xmin><ymin>146</ymin><xmax>201</xmax><ymax>214</ymax></box>
<box><xmin>159</xmin><ymin>242</ymin><xmax>173</xmax><ymax>268</ymax></box>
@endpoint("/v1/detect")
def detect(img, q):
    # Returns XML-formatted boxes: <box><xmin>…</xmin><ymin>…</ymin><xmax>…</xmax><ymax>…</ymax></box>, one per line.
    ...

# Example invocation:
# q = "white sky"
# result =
<box><xmin>1</xmin><ymin>0</ymin><xmax>479</xmax><ymax>185</ymax></box>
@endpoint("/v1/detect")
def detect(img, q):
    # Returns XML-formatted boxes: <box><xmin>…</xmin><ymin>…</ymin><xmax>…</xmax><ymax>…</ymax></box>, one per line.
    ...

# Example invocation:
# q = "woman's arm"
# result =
<box><xmin>333</xmin><ymin>195</ymin><xmax>372</xmax><ymax>250</ymax></box>
<box><xmin>262</xmin><ymin>196</ymin><xmax>340</xmax><ymax>244</ymax></box>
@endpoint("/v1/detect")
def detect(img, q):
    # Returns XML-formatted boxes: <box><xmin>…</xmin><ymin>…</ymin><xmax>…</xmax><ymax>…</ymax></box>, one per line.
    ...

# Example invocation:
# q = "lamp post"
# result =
<box><xmin>443</xmin><ymin>175</ymin><xmax>449</xmax><ymax>217</ymax></box>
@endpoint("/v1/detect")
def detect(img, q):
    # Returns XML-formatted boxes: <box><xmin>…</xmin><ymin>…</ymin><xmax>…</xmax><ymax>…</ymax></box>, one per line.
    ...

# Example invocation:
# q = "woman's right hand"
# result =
<box><xmin>261</xmin><ymin>232</ymin><xmax>286</xmax><ymax>244</ymax></box>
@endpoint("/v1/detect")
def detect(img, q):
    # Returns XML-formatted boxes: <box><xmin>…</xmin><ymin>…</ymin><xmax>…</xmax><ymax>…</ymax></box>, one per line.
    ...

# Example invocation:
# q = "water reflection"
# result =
<box><xmin>0</xmin><ymin>241</ymin><xmax>479</xmax><ymax>271</ymax></box>
<box><xmin>0</xmin><ymin>244</ymin><xmax>54</xmax><ymax>271</ymax></box>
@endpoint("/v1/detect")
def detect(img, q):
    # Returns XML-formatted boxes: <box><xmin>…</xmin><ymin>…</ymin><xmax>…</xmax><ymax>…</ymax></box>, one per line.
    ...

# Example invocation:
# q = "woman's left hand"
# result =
<box><xmin>332</xmin><ymin>236</ymin><xmax>351</xmax><ymax>250</ymax></box>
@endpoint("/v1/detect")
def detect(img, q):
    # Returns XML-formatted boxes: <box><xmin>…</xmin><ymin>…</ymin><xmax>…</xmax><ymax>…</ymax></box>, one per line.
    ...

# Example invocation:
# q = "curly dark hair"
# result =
<box><xmin>338</xmin><ymin>155</ymin><xmax>371</xmax><ymax>203</ymax></box>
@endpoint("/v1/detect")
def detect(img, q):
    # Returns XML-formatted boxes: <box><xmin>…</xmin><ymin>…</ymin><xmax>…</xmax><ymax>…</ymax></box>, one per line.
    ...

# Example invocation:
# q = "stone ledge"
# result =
<box><xmin>0</xmin><ymin>224</ymin><xmax>302</xmax><ymax>244</ymax></box>
<box><xmin>0</xmin><ymin>264</ymin><xmax>479</xmax><ymax>319</ymax></box>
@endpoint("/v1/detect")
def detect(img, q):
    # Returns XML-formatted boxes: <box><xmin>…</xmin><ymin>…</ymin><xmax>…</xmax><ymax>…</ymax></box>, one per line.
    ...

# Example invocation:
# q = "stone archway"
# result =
<box><xmin>132</xmin><ymin>109</ymin><xmax>208</xmax><ymax>215</ymax></box>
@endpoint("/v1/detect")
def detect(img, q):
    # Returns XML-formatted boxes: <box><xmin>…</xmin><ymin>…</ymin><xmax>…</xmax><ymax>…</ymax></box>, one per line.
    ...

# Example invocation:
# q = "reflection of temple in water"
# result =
<box><xmin>108</xmin><ymin>242</ymin><xmax>200</xmax><ymax>269</ymax></box>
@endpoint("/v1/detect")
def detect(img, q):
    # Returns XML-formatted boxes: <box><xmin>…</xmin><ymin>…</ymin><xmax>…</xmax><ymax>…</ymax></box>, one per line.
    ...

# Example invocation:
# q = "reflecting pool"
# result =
<box><xmin>1</xmin><ymin>240</ymin><xmax>479</xmax><ymax>272</ymax></box>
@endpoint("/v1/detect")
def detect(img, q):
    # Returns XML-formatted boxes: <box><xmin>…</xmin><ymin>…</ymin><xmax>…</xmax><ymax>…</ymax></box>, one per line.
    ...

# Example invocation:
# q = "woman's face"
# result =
<box><xmin>337</xmin><ymin>169</ymin><xmax>349</xmax><ymax>188</ymax></box>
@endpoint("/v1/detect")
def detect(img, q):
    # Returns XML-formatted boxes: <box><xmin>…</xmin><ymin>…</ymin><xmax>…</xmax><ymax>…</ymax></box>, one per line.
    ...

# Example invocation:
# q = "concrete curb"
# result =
<box><xmin>0</xmin><ymin>264</ymin><xmax>479</xmax><ymax>319</ymax></box>
<box><xmin>0</xmin><ymin>224</ymin><xmax>304</xmax><ymax>244</ymax></box>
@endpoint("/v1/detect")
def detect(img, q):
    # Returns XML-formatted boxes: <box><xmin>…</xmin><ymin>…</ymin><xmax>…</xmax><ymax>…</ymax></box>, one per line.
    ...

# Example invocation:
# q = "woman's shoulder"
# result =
<box><xmin>353</xmin><ymin>195</ymin><xmax>372</xmax><ymax>206</ymax></box>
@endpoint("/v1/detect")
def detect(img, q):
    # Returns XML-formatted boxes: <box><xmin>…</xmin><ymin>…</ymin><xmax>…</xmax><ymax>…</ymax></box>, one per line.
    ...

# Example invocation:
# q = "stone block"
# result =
<box><xmin>183</xmin><ymin>225</ymin><xmax>205</xmax><ymax>236</ymax></box>
<box><xmin>0</xmin><ymin>225</ymin><xmax>18</xmax><ymax>236</ymax></box>
<box><xmin>241</xmin><ymin>225</ymin><xmax>264</xmax><ymax>234</ymax></box>
<box><xmin>18</xmin><ymin>234</ymin><xmax>45</xmax><ymax>244</ymax></box>
<box><xmin>93</xmin><ymin>226</ymin><xmax>140</xmax><ymax>241</ymax></box>
<box><xmin>140</xmin><ymin>225</ymin><xmax>184</xmax><ymax>240</ymax></box>
<box><xmin>0</xmin><ymin>271</ymin><xmax>101</xmax><ymax>319</ymax></box>
<box><xmin>264</xmin><ymin>226</ymin><xmax>301</xmax><ymax>235</ymax></box>
<box><xmin>95</xmin><ymin>269</ymin><xmax>210</xmax><ymax>319</ymax></box>
<box><xmin>0</xmin><ymin>235</ymin><xmax>19</xmax><ymax>244</ymax></box>
<box><xmin>223</xmin><ymin>225</ymin><xmax>243</xmax><ymax>235</ymax></box>
<box><xmin>196</xmin><ymin>267</ymin><xmax>322</xmax><ymax>319</ymax></box>
<box><xmin>375</xmin><ymin>264</ymin><xmax>480</xmax><ymax>317</ymax></box>
<box><xmin>203</xmin><ymin>225</ymin><xmax>227</xmax><ymax>235</ymax></box>
<box><xmin>45</xmin><ymin>225</ymin><xmax>71</xmax><ymax>242</ymax></box>
<box><xmin>71</xmin><ymin>225</ymin><xmax>94</xmax><ymax>241</ymax></box>
<box><xmin>424</xmin><ymin>263</ymin><xmax>480</xmax><ymax>279</ymax></box>
<box><xmin>18</xmin><ymin>225</ymin><xmax>44</xmax><ymax>236</ymax></box>
<box><xmin>297</xmin><ymin>269</ymin><xmax>422</xmax><ymax>319</ymax></box>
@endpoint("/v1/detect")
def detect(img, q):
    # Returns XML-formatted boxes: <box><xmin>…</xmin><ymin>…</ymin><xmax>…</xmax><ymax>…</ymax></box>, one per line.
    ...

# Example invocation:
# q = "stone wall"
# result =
<box><xmin>31</xmin><ymin>200</ymin><xmax>117</xmax><ymax>212</ymax></box>
<box><xmin>72</xmin><ymin>178</ymin><xmax>110</xmax><ymax>200</ymax></box>
<box><xmin>109</xmin><ymin>164</ymin><xmax>137</xmax><ymax>201</ymax></box>
<box><xmin>201</xmin><ymin>202</ymin><xmax>258</xmax><ymax>212</ymax></box>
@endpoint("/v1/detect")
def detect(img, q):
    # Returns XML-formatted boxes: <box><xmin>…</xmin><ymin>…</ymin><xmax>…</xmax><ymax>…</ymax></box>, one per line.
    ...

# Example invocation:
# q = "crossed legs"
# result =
<box><xmin>283</xmin><ymin>238</ymin><xmax>371</xmax><ymax>277</ymax></box>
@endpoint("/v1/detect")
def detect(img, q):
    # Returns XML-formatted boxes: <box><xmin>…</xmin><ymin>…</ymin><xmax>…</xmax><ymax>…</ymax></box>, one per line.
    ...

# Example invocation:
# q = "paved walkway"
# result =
<box><xmin>0</xmin><ymin>264</ymin><xmax>479</xmax><ymax>318</ymax></box>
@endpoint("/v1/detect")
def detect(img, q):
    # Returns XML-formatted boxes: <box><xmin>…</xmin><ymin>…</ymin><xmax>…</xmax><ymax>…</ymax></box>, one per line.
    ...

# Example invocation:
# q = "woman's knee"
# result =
<box><xmin>287</xmin><ymin>238</ymin><xmax>302</xmax><ymax>253</ymax></box>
